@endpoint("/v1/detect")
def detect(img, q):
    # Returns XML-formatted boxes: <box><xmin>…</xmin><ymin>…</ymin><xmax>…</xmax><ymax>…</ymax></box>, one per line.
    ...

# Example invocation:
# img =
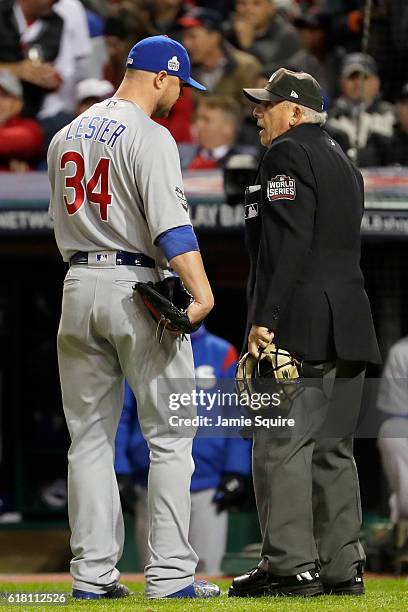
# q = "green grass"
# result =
<box><xmin>0</xmin><ymin>579</ymin><xmax>407</xmax><ymax>612</ymax></box>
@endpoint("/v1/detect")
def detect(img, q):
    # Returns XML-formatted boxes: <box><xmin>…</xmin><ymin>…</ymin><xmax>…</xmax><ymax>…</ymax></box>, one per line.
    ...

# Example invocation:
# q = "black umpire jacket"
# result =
<box><xmin>244</xmin><ymin>123</ymin><xmax>381</xmax><ymax>364</ymax></box>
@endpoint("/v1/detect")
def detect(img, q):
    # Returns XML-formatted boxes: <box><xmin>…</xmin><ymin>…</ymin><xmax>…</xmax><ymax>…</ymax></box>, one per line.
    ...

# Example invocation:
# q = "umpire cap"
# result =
<box><xmin>126</xmin><ymin>35</ymin><xmax>206</xmax><ymax>91</ymax></box>
<box><xmin>243</xmin><ymin>68</ymin><xmax>324</xmax><ymax>112</ymax></box>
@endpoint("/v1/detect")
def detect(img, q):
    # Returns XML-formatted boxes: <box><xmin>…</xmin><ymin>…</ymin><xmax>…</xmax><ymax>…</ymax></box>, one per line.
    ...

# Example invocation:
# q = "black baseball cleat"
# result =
<box><xmin>228</xmin><ymin>565</ymin><xmax>324</xmax><ymax>597</ymax></box>
<box><xmin>323</xmin><ymin>572</ymin><xmax>364</xmax><ymax>595</ymax></box>
<box><xmin>72</xmin><ymin>583</ymin><xmax>130</xmax><ymax>599</ymax></box>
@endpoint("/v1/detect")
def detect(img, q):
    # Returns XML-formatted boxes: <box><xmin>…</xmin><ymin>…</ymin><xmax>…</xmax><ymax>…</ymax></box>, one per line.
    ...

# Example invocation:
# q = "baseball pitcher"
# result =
<box><xmin>47</xmin><ymin>36</ymin><xmax>218</xmax><ymax>599</ymax></box>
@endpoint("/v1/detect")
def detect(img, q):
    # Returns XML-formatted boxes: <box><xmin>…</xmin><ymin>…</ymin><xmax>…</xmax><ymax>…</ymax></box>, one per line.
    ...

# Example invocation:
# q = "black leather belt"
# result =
<box><xmin>69</xmin><ymin>251</ymin><xmax>155</xmax><ymax>268</ymax></box>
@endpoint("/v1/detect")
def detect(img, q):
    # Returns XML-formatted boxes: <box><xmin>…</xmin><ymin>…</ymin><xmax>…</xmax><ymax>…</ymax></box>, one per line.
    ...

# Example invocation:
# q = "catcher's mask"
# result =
<box><xmin>235</xmin><ymin>343</ymin><xmax>303</xmax><ymax>408</ymax></box>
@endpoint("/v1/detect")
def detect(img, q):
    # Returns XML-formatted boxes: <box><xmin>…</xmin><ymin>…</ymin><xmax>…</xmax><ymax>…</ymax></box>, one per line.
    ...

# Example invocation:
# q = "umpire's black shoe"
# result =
<box><xmin>323</xmin><ymin>572</ymin><xmax>364</xmax><ymax>596</ymax></box>
<box><xmin>228</xmin><ymin>565</ymin><xmax>324</xmax><ymax>597</ymax></box>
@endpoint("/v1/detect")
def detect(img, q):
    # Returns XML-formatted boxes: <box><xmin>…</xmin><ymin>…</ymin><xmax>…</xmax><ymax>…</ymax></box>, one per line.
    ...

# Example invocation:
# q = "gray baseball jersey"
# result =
<box><xmin>48</xmin><ymin>98</ymin><xmax>192</xmax><ymax>262</ymax></box>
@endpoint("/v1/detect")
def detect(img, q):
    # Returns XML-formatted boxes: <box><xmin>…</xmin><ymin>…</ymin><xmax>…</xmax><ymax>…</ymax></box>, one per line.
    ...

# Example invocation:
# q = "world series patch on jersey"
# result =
<box><xmin>267</xmin><ymin>175</ymin><xmax>296</xmax><ymax>202</ymax></box>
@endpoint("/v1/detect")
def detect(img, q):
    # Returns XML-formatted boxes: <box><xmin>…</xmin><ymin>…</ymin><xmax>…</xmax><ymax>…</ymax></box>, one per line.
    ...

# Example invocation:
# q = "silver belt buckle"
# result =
<box><xmin>88</xmin><ymin>251</ymin><xmax>117</xmax><ymax>267</ymax></box>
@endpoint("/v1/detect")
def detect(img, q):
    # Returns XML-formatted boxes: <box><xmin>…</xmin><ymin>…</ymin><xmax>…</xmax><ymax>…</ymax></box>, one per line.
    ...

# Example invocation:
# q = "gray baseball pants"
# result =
<box><xmin>58</xmin><ymin>262</ymin><xmax>198</xmax><ymax>598</ymax></box>
<box><xmin>135</xmin><ymin>485</ymin><xmax>228</xmax><ymax>575</ymax></box>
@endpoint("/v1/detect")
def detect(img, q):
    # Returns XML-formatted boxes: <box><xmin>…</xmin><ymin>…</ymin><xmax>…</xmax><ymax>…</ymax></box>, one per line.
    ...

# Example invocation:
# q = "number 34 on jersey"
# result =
<box><xmin>60</xmin><ymin>152</ymin><xmax>112</xmax><ymax>222</ymax></box>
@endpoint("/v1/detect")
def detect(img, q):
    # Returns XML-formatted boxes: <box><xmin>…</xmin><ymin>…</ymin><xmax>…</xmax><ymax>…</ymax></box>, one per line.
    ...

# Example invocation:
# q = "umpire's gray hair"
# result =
<box><xmin>299</xmin><ymin>104</ymin><xmax>328</xmax><ymax>127</ymax></box>
<box><xmin>284</xmin><ymin>100</ymin><xmax>327</xmax><ymax>126</ymax></box>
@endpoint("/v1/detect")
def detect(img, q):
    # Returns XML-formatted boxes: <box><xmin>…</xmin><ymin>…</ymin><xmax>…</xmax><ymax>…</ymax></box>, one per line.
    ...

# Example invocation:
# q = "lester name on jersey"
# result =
<box><xmin>64</xmin><ymin>109</ymin><xmax>127</xmax><ymax>149</ymax></box>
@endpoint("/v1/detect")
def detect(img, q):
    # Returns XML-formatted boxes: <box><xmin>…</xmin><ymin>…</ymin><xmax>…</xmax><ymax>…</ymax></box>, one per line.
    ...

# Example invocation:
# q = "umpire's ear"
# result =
<box><xmin>289</xmin><ymin>103</ymin><xmax>303</xmax><ymax>127</ymax></box>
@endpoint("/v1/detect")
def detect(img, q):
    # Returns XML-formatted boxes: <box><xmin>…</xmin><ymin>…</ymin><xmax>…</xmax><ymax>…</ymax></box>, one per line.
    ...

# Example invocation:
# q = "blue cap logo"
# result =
<box><xmin>126</xmin><ymin>35</ymin><xmax>206</xmax><ymax>91</ymax></box>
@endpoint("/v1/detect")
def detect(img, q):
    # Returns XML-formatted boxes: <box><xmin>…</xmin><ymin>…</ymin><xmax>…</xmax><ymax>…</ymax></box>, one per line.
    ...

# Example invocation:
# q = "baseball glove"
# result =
<box><xmin>133</xmin><ymin>276</ymin><xmax>201</xmax><ymax>342</ymax></box>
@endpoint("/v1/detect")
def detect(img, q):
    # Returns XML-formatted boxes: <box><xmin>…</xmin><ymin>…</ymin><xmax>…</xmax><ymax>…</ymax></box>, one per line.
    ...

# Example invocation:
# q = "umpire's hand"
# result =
<box><xmin>116</xmin><ymin>474</ymin><xmax>137</xmax><ymax>515</ymax></box>
<box><xmin>248</xmin><ymin>325</ymin><xmax>274</xmax><ymax>358</ymax></box>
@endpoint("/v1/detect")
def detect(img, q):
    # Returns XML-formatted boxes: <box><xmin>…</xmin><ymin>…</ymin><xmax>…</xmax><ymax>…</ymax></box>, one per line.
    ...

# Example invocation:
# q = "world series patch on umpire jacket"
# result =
<box><xmin>244</xmin><ymin>123</ymin><xmax>381</xmax><ymax>364</ymax></box>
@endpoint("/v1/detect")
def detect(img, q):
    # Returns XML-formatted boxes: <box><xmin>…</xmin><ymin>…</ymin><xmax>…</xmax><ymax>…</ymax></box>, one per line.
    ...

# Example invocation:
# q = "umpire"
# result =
<box><xmin>229</xmin><ymin>69</ymin><xmax>381</xmax><ymax>598</ymax></box>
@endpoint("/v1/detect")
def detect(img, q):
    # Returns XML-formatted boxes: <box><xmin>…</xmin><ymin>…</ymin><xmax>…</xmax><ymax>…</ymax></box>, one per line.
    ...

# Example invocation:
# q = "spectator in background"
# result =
<box><xmin>147</xmin><ymin>0</ymin><xmax>188</xmax><ymax>40</ymax></box>
<box><xmin>103</xmin><ymin>8</ymin><xmax>133</xmax><ymax>90</ymax></box>
<box><xmin>325</xmin><ymin>1</ymin><xmax>390</xmax><ymax>85</ymax></box>
<box><xmin>237</xmin><ymin>70</ymin><xmax>271</xmax><ymax>148</ymax></box>
<box><xmin>38</xmin><ymin>0</ymin><xmax>93</xmax><ymax>145</ymax></box>
<box><xmin>388</xmin><ymin>83</ymin><xmax>408</xmax><ymax>166</ymax></box>
<box><xmin>274</xmin><ymin>0</ymin><xmax>299</xmax><ymax>20</ymax></box>
<box><xmin>321</xmin><ymin>0</ymin><xmax>365</xmax><ymax>52</ymax></box>
<box><xmin>84</xmin><ymin>5</ymin><xmax>108</xmax><ymax>80</ymax></box>
<box><xmin>292</xmin><ymin>9</ymin><xmax>344</xmax><ymax>104</ymax></box>
<box><xmin>0</xmin><ymin>0</ymin><xmax>62</xmax><ymax>118</ymax></box>
<box><xmin>0</xmin><ymin>70</ymin><xmax>43</xmax><ymax>171</ymax></box>
<box><xmin>377</xmin><ymin>338</ymin><xmax>408</xmax><ymax>523</ymax></box>
<box><xmin>179</xmin><ymin>7</ymin><xmax>261</xmax><ymax>107</ymax></box>
<box><xmin>225</xmin><ymin>0</ymin><xmax>301</xmax><ymax>73</ymax></box>
<box><xmin>115</xmin><ymin>326</ymin><xmax>251</xmax><ymax>575</ymax></box>
<box><xmin>327</xmin><ymin>53</ymin><xmax>394</xmax><ymax>166</ymax></box>
<box><xmin>195</xmin><ymin>0</ymin><xmax>235</xmax><ymax>20</ymax></box>
<box><xmin>81</xmin><ymin>0</ymin><xmax>110</xmax><ymax>17</ymax></box>
<box><xmin>179</xmin><ymin>94</ymin><xmax>258</xmax><ymax>170</ymax></box>
<box><xmin>103</xmin><ymin>4</ymin><xmax>155</xmax><ymax>89</ymax></box>
<box><xmin>377</xmin><ymin>337</ymin><xmax>408</xmax><ymax>563</ymax></box>
<box><xmin>75</xmin><ymin>77</ymin><xmax>114</xmax><ymax>116</ymax></box>
<box><xmin>51</xmin><ymin>0</ymin><xmax>92</xmax><ymax>107</ymax></box>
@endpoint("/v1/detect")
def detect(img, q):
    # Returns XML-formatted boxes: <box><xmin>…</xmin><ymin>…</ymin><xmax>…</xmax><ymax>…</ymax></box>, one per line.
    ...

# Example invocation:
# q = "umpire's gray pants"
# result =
<box><xmin>253</xmin><ymin>360</ymin><xmax>366</xmax><ymax>583</ymax></box>
<box><xmin>58</xmin><ymin>264</ymin><xmax>198</xmax><ymax>597</ymax></box>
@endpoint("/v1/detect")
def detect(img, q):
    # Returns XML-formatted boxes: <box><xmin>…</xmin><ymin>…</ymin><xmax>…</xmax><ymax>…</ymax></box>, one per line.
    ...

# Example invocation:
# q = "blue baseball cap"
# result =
<box><xmin>126</xmin><ymin>35</ymin><xmax>206</xmax><ymax>91</ymax></box>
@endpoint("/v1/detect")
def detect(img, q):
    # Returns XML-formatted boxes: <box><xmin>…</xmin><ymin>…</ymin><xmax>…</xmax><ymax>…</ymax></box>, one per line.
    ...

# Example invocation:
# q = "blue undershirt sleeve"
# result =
<box><xmin>156</xmin><ymin>225</ymin><xmax>199</xmax><ymax>260</ymax></box>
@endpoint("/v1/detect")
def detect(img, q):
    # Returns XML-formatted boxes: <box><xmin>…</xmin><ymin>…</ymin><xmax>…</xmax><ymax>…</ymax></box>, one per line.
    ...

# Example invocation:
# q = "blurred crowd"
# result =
<box><xmin>1</xmin><ymin>0</ymin><xmax>408</xmax><ymax>172</ymax></box>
